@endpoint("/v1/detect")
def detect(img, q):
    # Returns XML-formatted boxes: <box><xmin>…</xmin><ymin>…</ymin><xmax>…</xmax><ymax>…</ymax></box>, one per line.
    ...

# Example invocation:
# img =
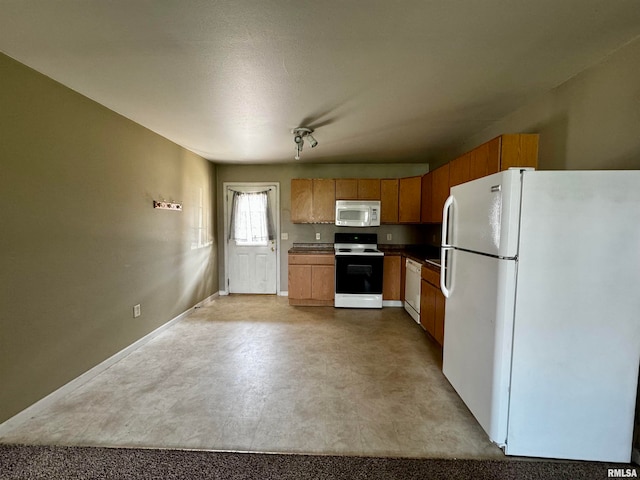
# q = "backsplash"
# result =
<box><xmin>288</xmin><ymin>223</ymin><xmax>441</xmax><ymax>247</ymax></box>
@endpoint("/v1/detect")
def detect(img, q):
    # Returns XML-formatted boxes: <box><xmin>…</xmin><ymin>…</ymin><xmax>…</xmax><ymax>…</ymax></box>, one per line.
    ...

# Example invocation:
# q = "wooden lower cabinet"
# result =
<box><xmin>420</xmin><ymin>280</ymin><xmax>436</xmax><ymax>334</ymax></box>
<box><xmin>420</xmin><ymin>266</ymin><xmax>445</xmax><ymax>346</ymax></box>
<box><xmin>382</xmin><ymin>255</ymin><xmax>402</xmax><ymax>301</ymax></box>
<box><xmin>288</xmin><ymin>254</ymin><xmax>335</xmax><ymax>306</ymax></box>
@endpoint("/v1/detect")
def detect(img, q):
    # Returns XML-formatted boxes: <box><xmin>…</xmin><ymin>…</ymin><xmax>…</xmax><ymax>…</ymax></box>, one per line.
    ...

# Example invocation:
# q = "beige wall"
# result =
<box><xmin>216</xmin><ymin>163</ymin><xmax>438</xmax><ymax>292</ymax></box>
<box><xmin>0</xmin><ymin>54</ymin><xmax>218</xmax><ymax>423</ymax></box>
<box><xmin>435</xmin><ymin>36</ymin><xmax>640</xmax><ymax>171</ymax></box>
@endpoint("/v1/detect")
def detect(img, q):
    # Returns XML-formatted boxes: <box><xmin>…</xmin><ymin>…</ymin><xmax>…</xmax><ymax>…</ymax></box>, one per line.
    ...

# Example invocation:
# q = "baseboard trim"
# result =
<box><xmin>383</xmin><ymin>300</ymin><xmax>404</xmax><ymax>307</ymax></box>
<box><xmin>278</xmin><ymin>291</ymin><xmax>288</xmax><ymax>297</ymax></box>
<box><xmin>0</xmin><ymin>291</ymin><xmax>219</xmax><ymax>435</ymax></box>
<box><xmin>219</xmin><ymin>290</ymin><xmax>229</xmax><ymax>296</ymax></box>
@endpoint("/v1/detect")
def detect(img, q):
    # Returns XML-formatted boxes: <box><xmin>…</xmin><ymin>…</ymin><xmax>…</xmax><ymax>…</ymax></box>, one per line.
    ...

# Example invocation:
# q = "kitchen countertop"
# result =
<box><xmin>288</xmin><ymin>243</ymin><xmax>441</xmax><ymax>270</ymax></box>
<box><xmin>288</xmin><ymin>243</ymin><xmax>334</xmax><ymax>255</ymax></box>
<box><xmin>381</xmin><ymin>244</ymin><xmax>441</xmax><ymax>269</ymax></box>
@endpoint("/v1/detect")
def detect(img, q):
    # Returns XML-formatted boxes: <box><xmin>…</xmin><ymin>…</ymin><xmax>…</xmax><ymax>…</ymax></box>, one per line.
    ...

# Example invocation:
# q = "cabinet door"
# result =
<box><xmin>312</xmin><ymin>179</ymin><xmax>335</xmax><ymax>223</ymax></box>
<box><xmin>420</xmin><ymin>173</ymin><xmax>432</xmax><ymax>223</ymax></box>
<box><xmin>357</xmin><ymin>179</ymin><xmax>381</xmax><ymax>200</ymax></box>
<box><xmin>469</xmin><ymin>141</ymin><xmax>490</xmax><ymax>180</ymax></box>
<box><xmin>431</xmin><ymin>164</ymin><xmax>450</xmax><ymax>223</ymax></box>
<box><xmin>288</xmin><ymin>264</ymin><xmax>312</xmax><ymax>299</ymax></box>
<box><xmin>335</xmin><ymin>179</ymin><xmax>358</xmax><ymax>199</ymax></box>
<box><xmin>449</xmin><ymin>152</ymin><xmax>471</xmax><ymax>187</ymax></box>
<box><xmin>485</xmin><ymin>136</ymin><xmax>501</xmax><ymax>175</ymax></box>
<box><xmin>291</xmin><ymin>179</ymin><xmax>313</xmax><ymax>223</ymax></box>
<box><xmin>311</xmin><ymin>265</ymin><xmax>335</xmax><ymax>301</ymax></box>
<box><xmin>398</xmin><ymin>176</ymin><xmax>422</xmax><ymax>223</ymax></box>
<box><xmin>380</xmin><ymin>179</ymin><xmax>399</xmax><ymax>224</ymax></box>
<box><xmin>499</xmin><ymin>134</ymin><xmax>539</xmax><ymax>171</ymax></box>
<box><xmin>420</xmin><ymin>279</ymin><xmax>436</xmax><ymax>336</ymax></box>
<box><xmin>434</xmin><ymin>290</ymin><xmax>445</xmax><ymax>346</ymax></box>
<box><xmin>382</xmin><ymin>255</ymin><xmax>402</xmax><ymax>301</ymax></box>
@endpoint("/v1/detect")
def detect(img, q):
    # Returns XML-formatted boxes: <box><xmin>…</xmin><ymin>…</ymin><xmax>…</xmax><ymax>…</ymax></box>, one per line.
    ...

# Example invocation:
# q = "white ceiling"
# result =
<box><xmin>1</xmin><ymin>1</ymin><xmax>640</xmax><ymax>164</ymax></box>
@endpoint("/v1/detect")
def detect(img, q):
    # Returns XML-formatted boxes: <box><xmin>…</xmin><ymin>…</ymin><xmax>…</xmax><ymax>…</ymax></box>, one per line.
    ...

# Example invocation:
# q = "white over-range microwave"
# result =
<box><xmin>335</xmin><ymin>200</ymin><xmax>381</xmax><ymax>227</ymax></box>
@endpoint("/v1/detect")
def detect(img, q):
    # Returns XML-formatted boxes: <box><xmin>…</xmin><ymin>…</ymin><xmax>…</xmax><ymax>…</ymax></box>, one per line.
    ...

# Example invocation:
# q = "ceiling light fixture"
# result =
<box><xmin>291</xmin><ymin>127</ymin><xmax>318</xmax><ymax>160</ymax></box>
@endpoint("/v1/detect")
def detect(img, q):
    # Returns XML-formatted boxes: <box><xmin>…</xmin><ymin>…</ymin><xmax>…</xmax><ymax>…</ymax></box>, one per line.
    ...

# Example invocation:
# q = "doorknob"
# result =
<box><xmin>271</xmin><ymin>247</ymin><xmax>275</xmax><ymax>251</ymax></box>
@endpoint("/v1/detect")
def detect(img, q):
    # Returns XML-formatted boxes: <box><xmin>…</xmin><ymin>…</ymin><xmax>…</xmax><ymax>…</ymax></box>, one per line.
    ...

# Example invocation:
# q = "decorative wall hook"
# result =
<box><xmin>153</xmin><ymin>200</ymin><xmax>182</xmax><ymax>211</ymax></box>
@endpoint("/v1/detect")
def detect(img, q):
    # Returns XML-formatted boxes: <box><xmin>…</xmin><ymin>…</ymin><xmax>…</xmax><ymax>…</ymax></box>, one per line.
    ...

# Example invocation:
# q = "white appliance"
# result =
<box><xmin>335</xmin><ymin>200</ymin><xmax>381</xmax><ymax>227</ymax></box>
<box><xmin>334</xmin><ymin>232</ymin><xmax>384</xmax><ymax>308</ymax></box>
<box><xmin>441</xmin><ymin>168</ymin><xmax>640</xmax><ymax>463</ymax></box>
<box><xmin>404</xmin><ymin>258</ymin><xmax>421</xmax><ymax>323</ymax></box>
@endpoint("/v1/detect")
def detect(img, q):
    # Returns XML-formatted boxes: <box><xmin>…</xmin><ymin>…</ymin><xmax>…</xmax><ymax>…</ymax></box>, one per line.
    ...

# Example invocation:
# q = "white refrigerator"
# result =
<box><xmin>440</xmin><ymin>168</ymin><xmax>640</xmax><ymax>462</ymax></box>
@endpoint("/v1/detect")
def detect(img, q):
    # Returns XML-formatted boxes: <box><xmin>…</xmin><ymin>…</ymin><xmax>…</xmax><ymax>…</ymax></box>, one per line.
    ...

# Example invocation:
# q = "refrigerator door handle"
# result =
<box><xmin>440</xmin><ymin>247</ymin><xmax>452</xmax><ymax>298</ymax></box>
<box><xmin>441</xmin><ymin>195</ymin><xmax>454</xmax><ymax>298</ymax></box>
<box><xmin>441</xmin><ymin>195</ymin><xmax>454</xmax><ymax>247</ymax></box>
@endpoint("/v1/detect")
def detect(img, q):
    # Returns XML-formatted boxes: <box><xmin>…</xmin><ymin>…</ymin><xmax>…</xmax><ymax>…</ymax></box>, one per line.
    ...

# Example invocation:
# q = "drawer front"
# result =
<box><xmin>421</xmin><ymin>265</ymin><xmax>440</xmax><ymax>287</ymax></box>
<box><xmin>289</xmin><ymin>254</ymin><xmax>335</xmax><ymax>265</ymax></box>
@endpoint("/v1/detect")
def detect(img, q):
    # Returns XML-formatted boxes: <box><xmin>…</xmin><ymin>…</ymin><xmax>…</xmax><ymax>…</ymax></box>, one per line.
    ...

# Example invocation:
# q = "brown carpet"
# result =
<box><xmin>0</xmin><ymin>444</ymin><xmax>635</xmax><ymax>479</ymax></box>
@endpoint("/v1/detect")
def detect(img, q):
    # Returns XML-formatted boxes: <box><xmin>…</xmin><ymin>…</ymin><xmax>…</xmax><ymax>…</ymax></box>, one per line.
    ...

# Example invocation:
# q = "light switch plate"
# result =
<box><xmin>387</xmin><ymin>233</ymin><xmax>392</xmax><ymax>241</ymax></box>
<box><xmin>315</xmin><ymin>233</ymin><xmax>321</xmax><ymax>240</ymax></box>
<box><xmin>281</xmin><ymin>232</ymin><xmax>288</xmax><ymax>240</ymax></box>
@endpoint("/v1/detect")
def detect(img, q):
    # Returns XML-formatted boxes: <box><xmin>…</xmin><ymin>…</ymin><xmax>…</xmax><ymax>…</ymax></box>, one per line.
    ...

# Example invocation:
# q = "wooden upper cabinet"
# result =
<box><xmin>336</xmin><ymin>178</ymin><xmax>381</xmax><ymax>200</ymax></box>
<box><xmin>449</xmin><ymin>151</ymin><xmax>472</xmax><ymax>187</ymax></box>
<box><xmin>290</xmin><ymin>179</ymin><xmax>335</xmax><ymax>223</ymax></box>
<box><xmin>420</xmin><ymin>173</ymin><xmax>433</xmax><ymax>223</ymax></box>
<box><xmin>470</xmin><ymin>140</ymin><xmax>496</xmax><ymax>179</ymax></box>
<box><xmin>446</xmin><ymin>134</ymin><xmax>538</xmax><ymax>198</ymax></box>
<box><xmin>468</xmin><ymin>134</ymin><xmax>538</xmax><ymax>181</ymax></box>
<box><xmin>357</xmin><ymin>179</ymin><xmax>381</xmax><ymax>200</ymax></box>
<box><xmin>431</xmin><ymin>163</ymin><xmax>450</xmax><ymax>223</ymax></box>
<box><xmin>498</xmin><ymin>134</ymin><xmax>539</xmax><ymax>171</ymax></box>
<box><xmin>380</xmin><ymin>179</ymin><xmax>399</xmax><ymax>224</ymax></box>
<box><xmin>312</xmin><ymin>178</ymin><xmax>336</xmax><ymax>223</ymax></box>
<box><xmin>398</xmin><ymin>176</ymin><xmax>422</xmax><ymax>223</ymax></box>
<box><xmin>335</xmin><ymin>179</ymin><xmax>358</xmax><ymax>199</ymax></box>
<box><xmin>291</xmin><ymin>178</ymin><xmax>313</xmax><ymax>223</ymax></box>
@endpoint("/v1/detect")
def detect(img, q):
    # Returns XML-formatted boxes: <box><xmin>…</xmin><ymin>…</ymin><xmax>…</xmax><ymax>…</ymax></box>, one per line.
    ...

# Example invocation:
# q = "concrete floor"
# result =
<box><xmin>0</xmin><ymin>295</ymin><xmax>503</xmax><ymax>459</ymax></box>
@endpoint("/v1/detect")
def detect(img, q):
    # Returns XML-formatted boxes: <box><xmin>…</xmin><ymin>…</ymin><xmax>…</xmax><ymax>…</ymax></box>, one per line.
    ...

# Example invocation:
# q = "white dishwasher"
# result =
<box><xmin>404</xmin><ymin>258</ymin><xmax>421</xmax><ymax>324</ymax></box>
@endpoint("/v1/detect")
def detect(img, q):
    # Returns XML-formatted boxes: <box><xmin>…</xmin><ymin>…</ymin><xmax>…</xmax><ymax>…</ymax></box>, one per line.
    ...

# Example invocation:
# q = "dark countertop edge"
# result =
<box><xmin>288</xmin><ymin>243</ymin><xmax>441</xmax><ymax>270</ymax></box>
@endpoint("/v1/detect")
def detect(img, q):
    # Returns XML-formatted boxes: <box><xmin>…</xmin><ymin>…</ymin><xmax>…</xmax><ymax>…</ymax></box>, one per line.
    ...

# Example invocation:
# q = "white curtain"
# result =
<box><xmin>228</xmin><ymin>190</ymin><xmax>274</xmax><ymax>245</ymax></box>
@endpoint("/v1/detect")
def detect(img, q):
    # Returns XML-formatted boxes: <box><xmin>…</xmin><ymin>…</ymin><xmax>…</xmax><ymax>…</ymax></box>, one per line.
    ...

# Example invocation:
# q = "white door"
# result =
<box><xmin>226</xmin><ymin>184</ymin><xmax>278</xmax><ymax>294</ymax></box>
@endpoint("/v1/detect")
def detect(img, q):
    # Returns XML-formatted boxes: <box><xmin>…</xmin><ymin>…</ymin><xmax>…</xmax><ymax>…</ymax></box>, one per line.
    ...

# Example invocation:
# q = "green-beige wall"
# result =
<box><xmin>433</xmin><ymin>36</ymin><xmax>640</xmax><ymax>170</ymax></box>
<box><xmin>0</xmin><ymin>53</ymin><xmax>218</xmax><ymax>423</ymax></box>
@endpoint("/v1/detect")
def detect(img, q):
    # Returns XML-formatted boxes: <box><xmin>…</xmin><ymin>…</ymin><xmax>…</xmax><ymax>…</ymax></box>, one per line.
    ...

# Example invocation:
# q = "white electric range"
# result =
<box><xmin>334</xmin><ymin>233</ymin><xmax>384</xmax><ymax>308</ymax></box>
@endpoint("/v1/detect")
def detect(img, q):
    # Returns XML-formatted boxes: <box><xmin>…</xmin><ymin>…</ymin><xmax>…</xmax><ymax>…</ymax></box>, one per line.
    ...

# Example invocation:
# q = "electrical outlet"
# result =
<box><xmin>281</xmin><ymin>232</ymin><xmax>289</xmax><ymax>240</ymax></box>
<box><xmin>315</xmin><ymin>232</ymin><xmax>321</xmax><ymax>240</ymax></box>
<box><xmin>133</xmin><ymin>304</ymin><xmax>141</xmax><ymax>318</ymax></box>
<box><xmin>386</xmin><ymin>233</ymin><xmax>393</xmax><ymax>241</ymax></box>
